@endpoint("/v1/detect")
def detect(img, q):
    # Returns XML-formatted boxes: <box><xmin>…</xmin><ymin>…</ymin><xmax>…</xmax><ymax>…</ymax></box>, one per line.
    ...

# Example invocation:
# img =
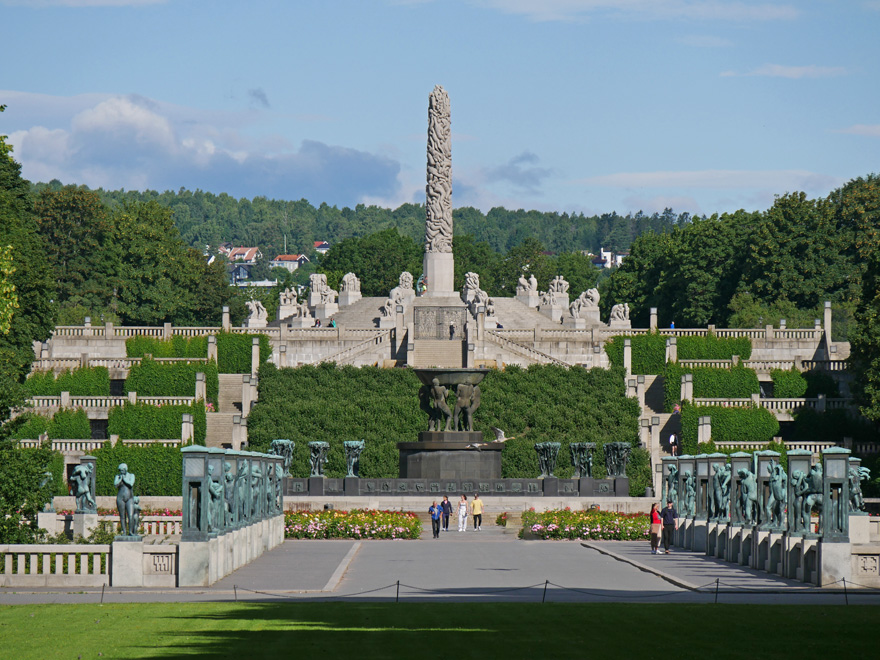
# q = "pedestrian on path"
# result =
<box><xmin>429</xmin><ymin>501</ymin><xmax>442</xmax><ymax>539</ymax></box>
<box><xmin>649</xmin><ymin>502</ymin><xmax>663</xmax><ymax>554</ymax></box>
<box><xmin>457</xmin><ymin>494</ymin><xmax>468</xmax><ymax>531</ymax></box>
<box><xmin>440</xmin><ymin>495</ymin><xmax>452</xmax><ymax>532</ymax></box>
<box><xmin>471</xmin><ymin>493</ymin><xmax>484</xmax><ymax>531</ymax></box>
<box><xmin>668</xmin><ymin>433</ymin><xmax>678</xmax><ymax>457</ymax></box>
<box><xmin>660</xmin><ymin>499</ymin><xmax>678</xmax><ymax>554</ymax></box>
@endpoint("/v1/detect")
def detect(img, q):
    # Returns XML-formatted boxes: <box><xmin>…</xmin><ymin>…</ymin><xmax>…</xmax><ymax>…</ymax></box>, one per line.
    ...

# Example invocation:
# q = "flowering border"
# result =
<box><xmin>284</xmin><ymin>509</ymin><xmax>421</xmax><ymax>540</ymax></box>
<box><xmin>521</xmin><ymin>508</ymin><xmax>649</xmax><ymax>541</ymax></box>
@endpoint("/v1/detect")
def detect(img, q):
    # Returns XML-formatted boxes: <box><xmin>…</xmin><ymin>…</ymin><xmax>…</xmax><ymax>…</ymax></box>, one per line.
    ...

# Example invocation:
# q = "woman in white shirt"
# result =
<box><xmin>457</xmin><ymin>494</ymin><xmax>468</xmax><ymax>531</ymax></box>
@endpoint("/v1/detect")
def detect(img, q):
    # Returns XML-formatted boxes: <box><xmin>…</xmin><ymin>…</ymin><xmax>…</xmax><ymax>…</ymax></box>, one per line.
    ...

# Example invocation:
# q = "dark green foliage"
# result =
<box><xmin>92</xmin><ymin>444</ymin><xmax>182</xmax><ymax>497</ymax></box>
<box><xmin>8</xmin><ymin>410</ymin><xmax>92</xmax><ymax>440</ymax></box>
<box><xmin>248</xmin><ymin>363</ymin><xmax>643</xmax><ymax>488</ymax></box>
<box><xmin>216</xmin><ymin>332</ymin><xmax>271</xmax><ymax>374</ymax></box>
<box><xmin>126</xmin><ymin>335</ymin><xmax>208</xmax><ymax>358</ymax></box>
<box><xmin>0</xmin><ymin>442</ymin><xmax>55</xmax><ymax>542</ymax></box>
<box><xmin>803</xmin><ymin>371</ymin><xmax>840</xmax><ymax>398</ymax></box>
<box><xmin>124</xmin><ymin>356</ymin><xmax>219</xmax><ymax>407</ymax></box>
<box><xmin>24</xmin><ymin>367</ymin><xmax>111</xmax><ymax>396</ymax></box>
<box><xmin>8</xmin><ymin>413</ymin><xmax>50</xmax><ymax>440</ymax></box>
<box><xmin>790</xmin><ymin>408</ymin><xmax>874</xmax><ymax>446</ymax></box>
<box><xmin>108</xmin><ymin>401</ymin><xmax>206</xmax><ymax>444</ymax></box>
<box><xmin>604</xmin><ymin>332</ymin><xmax>667</xmax><ymax>375</ymax></box>
<box><xmin>663</xmin><ymin>364</ymin><xmax>759</xmax><ymax>412</ymax></box>
<box><xmin>680</xmin><ymin>404</ymin><xmax>779</xmax><ymax>455</ymax></box>
<box><xmin>770</xmin><ymin>369</ymin><xmax>808</xmax><ymax>399</ymax></box>
<box><xmin>678</xmin><ymin>335</ymin><xmax>752</xmax><ymax>360</ymax></box>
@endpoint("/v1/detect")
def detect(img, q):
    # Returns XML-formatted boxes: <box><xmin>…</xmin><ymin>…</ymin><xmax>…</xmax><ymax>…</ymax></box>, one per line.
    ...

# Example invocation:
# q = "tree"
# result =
<box><xmin>0</xmin><ymin>442</ymin><xmax>55</xmax><ymax>542</ymax></box>
<box><xmin>0</xmin><ymin>245</ymin><xmax>16</xmax><ymax>335</ymax></box>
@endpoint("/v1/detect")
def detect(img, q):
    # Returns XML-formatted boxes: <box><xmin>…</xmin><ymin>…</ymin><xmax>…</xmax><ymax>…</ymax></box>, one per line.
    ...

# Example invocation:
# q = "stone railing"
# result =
<box><xmin>318</xmin><ymin>329</ymin><xmax>391</xmax><ymax>365</ymax></box>
<box><xmin>31</xmin><ymin>356</ymin><xmax>208</xmax><ymax>374</ymax></box>
<box><xmin>713</xmin><ymin>440</ymin><xmax>837</xmax><ymax>455</ymax></box>
<box><xmin>98</xmin><ymin>515</ymin><xmax>182</xmax><ymax>536</ymax></box>
<box><xmin>0</xmin><ymin>544</ymin><xmax>110</xmax><ymax>587</ymax></box>
<box><xmin>26</xmin><ymin>394</ymin><xmax>195</xmax><ymax>411</ymax></box>
<box><xmin>18</xmin><ymin>438</ymin><xmax>181</xmax><ymax>453</ymax></box>
<box><xmin>693</xmin><ymin>397</ymin><xmax>855</xmax><ymax>414</ymax></box>
<box><xmin>485</xmin><ymin>330</ymin><xmax>570</xmax><ymax>367</ymax></box>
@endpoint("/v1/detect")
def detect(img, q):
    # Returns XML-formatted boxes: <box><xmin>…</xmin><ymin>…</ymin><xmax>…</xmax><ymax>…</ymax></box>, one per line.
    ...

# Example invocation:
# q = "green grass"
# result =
<box><xmin>0</xmin><ymin>603</ymin><xmax>876</xmax><ymax>659</ymax></box>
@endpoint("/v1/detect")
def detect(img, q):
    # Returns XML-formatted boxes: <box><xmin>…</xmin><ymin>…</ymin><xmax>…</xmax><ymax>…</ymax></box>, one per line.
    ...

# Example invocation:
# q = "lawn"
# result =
<box><xmin>0</xmin><ymin>602</ymin><xmax>876</xmax><ymax>659</ymax></box>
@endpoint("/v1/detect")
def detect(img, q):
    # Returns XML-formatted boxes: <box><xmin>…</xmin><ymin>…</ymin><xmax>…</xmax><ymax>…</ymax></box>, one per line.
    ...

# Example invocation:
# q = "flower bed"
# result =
<box><xmin>284</xmin><ymin>509</ymin><xmax>421</xmax><ymax>540</ymax></box>
<box><xmin>521</xmin><ymin>509</ymin><xmax>649</xmax><ymax>541</ymax></box>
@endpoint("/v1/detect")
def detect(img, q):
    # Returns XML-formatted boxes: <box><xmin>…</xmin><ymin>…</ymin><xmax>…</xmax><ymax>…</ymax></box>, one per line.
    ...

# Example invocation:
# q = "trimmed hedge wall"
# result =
<box><xmin>680</xmin><ymin>403</ymin><xmax>779</xmax><ymax>455</ymax></box>
<box><xmin>126</xmin><ymin>335</ymin><xmax>207</xmax><ymax>358</ymax></box>
<box><xmin>248</xmin><ymin>363</ymin><xmax>649</xmax><ymax>494</ymax></box>
<box><xmin>604</xmin><ymin>332</ymin><xmax>667</xmax><ymax>375</ymax></box>
<box><xmin>216</xmin><ymin>332</ymin><xmax>271</xmax><ymax>374</ymax></box>
<box><xmin>770</xmin><ymin>368</ymin><xmax>807</xmax><ymax>398</ymax></box>
<box><xmin>23</xmin><ymin>367</ymin><xmax>110</xmax><ymax>396</ymax></box>
<box><xmin>107</xmin><ymin>401</ymin><xmax>206</xmax><ymax>444</ymax></box>
<box><xmin>663</xmin><ymin>364</ymin><xmax>760</xmax><ymax>412</ymax></box>
<box><xmin>93</xmin><ymin>444</ymin><xmax>182</xmax><ymax>497</ymax></box>
<box><xmin>124</xmin><ymin>356</ymin><xmax>219</xmax><ymax>407</ymax></box>
<box><xmin>9</xmin><ymin>409</ymin><xmax>92</xmax><ymax>440</ymax></box>
<box><xmin>678</xmin><ymin>335</ymin><xmax>752</xmax><ymax>360</ymax></box>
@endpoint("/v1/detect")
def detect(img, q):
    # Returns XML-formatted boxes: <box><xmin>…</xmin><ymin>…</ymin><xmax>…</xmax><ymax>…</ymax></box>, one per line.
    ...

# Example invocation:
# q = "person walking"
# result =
<box><xmin>471</xmin><ymin>493</ymin><xmax>484</xmax><ymax>531</ymax></box>
<box><xmin>457</xmin><ymin>494</ymin><xmax>468</xmax><ymax>531</ymax></box>
<box><xmin>429</xmin><ymin>501</ymin><xmax>442</xmax><ymax>539</ymax></box>
<box><xmin>440</xmin><ymin>495</ymin><xmax>452</xmax><ymax>532</ymax></box>
<box><xmin>649</xmin><ymin>502</ymin><xmax>663</xmax><ymax>554</ymax></box>
<box><xmin>660</xmin><ymin>499</ymin><xmax>679</xmax><ymax>554</ymax></box>
<box><xmin>668</xmin><ymin>433</ymin><xmax>678</xmax><ymax>457</ymax></box>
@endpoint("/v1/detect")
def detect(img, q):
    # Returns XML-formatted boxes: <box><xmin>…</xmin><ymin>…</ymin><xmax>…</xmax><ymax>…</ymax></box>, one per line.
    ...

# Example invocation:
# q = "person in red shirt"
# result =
<box><xmin>649</xmin><ymin>502</ymin><xmax>663</xmax><ymax>554</ymax></box>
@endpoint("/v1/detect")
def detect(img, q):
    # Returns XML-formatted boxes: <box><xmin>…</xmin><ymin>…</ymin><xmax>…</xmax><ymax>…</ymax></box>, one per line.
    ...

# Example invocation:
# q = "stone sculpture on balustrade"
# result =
<box><xmin>114</xmin><ymin>463</ymin><xmax>139</xmax><ymax>538</ymax></box>
<box><xmin>538</xmin><ymin>276</ymin><xmax>569</xmax><ymax>323</ymax></box>
<box><xmin>567</xmin><ymin>288</ymin><xmax>601</xmax><ymax>328</ymax></box>
<box><xmin>604</xmin><ymin>442</ymin><xmax>631</xmax><ymax>478</ymax></box>
<box><xmin>344</xmin><ymin>440</ymin><xmax>365</xmax><ymax>477</ymax></box>
<box><xmin>569</xmin><ymin>442</ymin><xmax>595</xmax><ymax>478</ymax></box>
<box><xmin>609</xmin><ymin>303</ymin><xmax>632</xmax><ymax>329</ymax></box>
<box><xmin>245</xmin><ymin>299</ymin><xmax>268</xmax><ymax>329</ymax></box>
<box><xmin>515</xmin><ymin>272</ymin><xmax>540</xmax><ymax>307</ymax></box>
<box><xmin>270</xmin><ymin>439</ymin><xmax>295</xmax><ymax>476</ymax></box>
<box><xmin>339</xmin><ymin>272</ymin><xmax>362</xmax><ymax>306</ymax></box>
<box><xmin>309</xmin><ymin>441</ymin><xmax>330</xmax><ymax>477</ymax></box>
<box><xmin>535</xmin><ymin>442</ymin><xmax>561</xmax><ymax>478</ymax></box>
<box><xmin>308</xmin><ymin>273</ymin><xmax>338</xmax><ymax>319</ymax></box>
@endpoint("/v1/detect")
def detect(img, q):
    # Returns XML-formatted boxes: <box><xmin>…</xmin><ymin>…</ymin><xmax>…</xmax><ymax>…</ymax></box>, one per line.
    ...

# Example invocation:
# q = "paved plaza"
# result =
<box><xmin>2</xmin><ymin>527</ymin><xmax>879</xmax><ymax>606</ymax></box>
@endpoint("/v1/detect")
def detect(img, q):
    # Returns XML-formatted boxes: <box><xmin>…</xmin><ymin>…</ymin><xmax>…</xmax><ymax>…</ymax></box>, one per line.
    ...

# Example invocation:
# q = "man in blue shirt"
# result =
<box><xmin>660</xmin><ymin>499</ymin><xmax>679</xmax><ymax>554</ymax></box>
<box><xmin>429</xmin><ymin>501</ymin><xmax>442</xmax><ymax>539</ymax></box>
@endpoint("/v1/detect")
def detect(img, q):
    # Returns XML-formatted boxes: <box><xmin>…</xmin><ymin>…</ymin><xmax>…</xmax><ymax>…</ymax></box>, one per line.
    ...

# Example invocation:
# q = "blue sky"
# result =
<box><xmin>2</xmin><ymin>0</ymin><xmax>878</xmax><ymax>218</ymax></box>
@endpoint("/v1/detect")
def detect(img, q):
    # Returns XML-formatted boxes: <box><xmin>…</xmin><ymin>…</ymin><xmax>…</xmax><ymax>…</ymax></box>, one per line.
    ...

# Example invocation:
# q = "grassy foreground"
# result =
<box><xmin>0</xmin><ymin>602</ymin><xmax>875</xmax><ymax>659</ymax></box>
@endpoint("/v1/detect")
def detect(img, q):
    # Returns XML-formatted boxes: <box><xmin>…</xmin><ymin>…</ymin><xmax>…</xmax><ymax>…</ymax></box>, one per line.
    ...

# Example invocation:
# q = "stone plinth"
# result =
<box><xmin>277</xmin><ymin>303</ymin><xmax>299</xmax><ymax>320</ymax></box>
<box><xmin>563</xmin><ymin>317</ymin><xmax>586</xmax><ymax>329</ymax></box>
<box><xmin>577</xmin><ymin>477</ymin><xmax>629</xmax><ymax>497</ymax></box>
<box><xmin>246</xmin><ymin>317</ymin><xmax>267</xmax><ymax>329</ymax></box>
<box><xmin>73</xmin><ymin>513</ymin><xmax>98</xmax><ymax>539</ymax></box>
<box><xmin>539</xmin><ymin>305</ymin><xmax>566</xmax><ymax>324</ymax></box>
<box><xmin>422</xmin><ymin>252</ymin><xmax>455</xmax><ymax>298</ymax></box>
<box><xmin>579</xmin><ymin>308</ymin><xmax>602</xmax><ymax>325</ymax></box>
<box><xmin>609</xmin><ymin>319</ymin><xmax>632</xmax><ymax>329</ymax></box>
<box><xmin>111</xmin><ymin>538</ymin><xmax>144</xmax><ymax>587</ymax></box>
<box><xmin>378</xmin><ymin>315</ymin><xmax>396</xmax><ymax>329</ymax></box>
<box><xmin>339</xmin><ymin>291</ymin><xmax>362</xmax><ymax>306</ymax></box>
<box><xmin>313</xmin><ymin>302</ymin><xmax>338</xmax><ymax>320</ymax></box>
<box><xmin>287</xmin><ymin>317</ymin><xmax>314</xmax><ymax>328</ymax></box>
<box><xmin>516</xmin><ymin>292</ymin><xmax>540</xmax><ymax>308</ymax></box>
<box><xmin>399</xmin><ymin>431</ymin><xmax>501</xmax><ymax>480</ymax></box>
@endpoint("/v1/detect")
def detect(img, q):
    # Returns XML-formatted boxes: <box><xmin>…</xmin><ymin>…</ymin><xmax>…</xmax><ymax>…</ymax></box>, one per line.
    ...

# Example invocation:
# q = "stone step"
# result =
<box><xmin>218</xmin><ymin>374</ymin><xmax>244</xmax><ymax>413</ymax></box>
<box><xmin>205</xmin><ymin>412</ymin><xmax>236</xmax><ymax>448</ymax></box>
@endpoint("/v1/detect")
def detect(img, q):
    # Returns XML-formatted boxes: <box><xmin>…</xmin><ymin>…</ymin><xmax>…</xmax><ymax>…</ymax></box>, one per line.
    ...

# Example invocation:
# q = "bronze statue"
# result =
<box><xmin>114</xmin><ymin>463</ymin><xmax>137</xmax><ymax>536</ymax></box>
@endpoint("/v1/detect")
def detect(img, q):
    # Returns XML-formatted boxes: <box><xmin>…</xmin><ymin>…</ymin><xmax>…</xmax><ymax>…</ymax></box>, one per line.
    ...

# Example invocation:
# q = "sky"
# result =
<box><xmin>1</xmin><ymin>0</ymin><xmax>878</xmax><ymax>218</ymax></box>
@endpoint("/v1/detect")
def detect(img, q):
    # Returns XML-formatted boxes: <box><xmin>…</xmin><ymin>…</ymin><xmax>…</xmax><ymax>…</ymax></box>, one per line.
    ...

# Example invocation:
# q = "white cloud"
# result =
<box><xmin>577</xmin><ymin>169</ymin><xmax>844</xmax><ymax>192</ymax></box>
<box><xmin>6</xmin><ymin>92</ymin><xmax>402</xmax><ymax>205</ymax></box>
<box><xmin>471</xmin><ymin>0</ymin><xmax>798</xmax><ymax>22</ymax></box>
<box><xmin>837</xmin><ymin>124</ymin><xmax>880</xmax><ymax>137</ymax></box>
<box><xmin>721</xmin><ymin>64</ymin><xmax>848</xmax><ymax>78</ymax></box>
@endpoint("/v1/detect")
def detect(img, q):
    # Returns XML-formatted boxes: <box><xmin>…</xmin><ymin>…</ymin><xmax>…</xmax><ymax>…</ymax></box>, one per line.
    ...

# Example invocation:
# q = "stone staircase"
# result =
<box><xmin>218</xmin><ymin>374</ymin><xmax>243</xmax><ymax>414</ymax></box>
<box><xmin>325</xmin><ymin>297</ymin><xmax>388</xmax><ymax>328</ymax></box>
<box><xmin>490</xmin><ymin>298</ymin><xmax>567</xmax><ymax>330</ymax></box>
<box><xmin>205</xmin><ymin>412</ymin><xmax>236</xmax><ymax>448</ymax></box>
<box><xmin>411</xmin><ymin>339</ymin><xmax>465</xmax><ymax>368</ymax></box>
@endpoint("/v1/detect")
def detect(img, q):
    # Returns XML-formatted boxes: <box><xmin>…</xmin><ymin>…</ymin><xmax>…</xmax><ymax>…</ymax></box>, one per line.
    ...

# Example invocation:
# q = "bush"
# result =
<box><xmin>680</xmin><ymin>404</ymin><xmax>779</xmax><ymax>455</ymax></box>
<box><xmin>0</xmin><ymin>443</ymin><xmax>56</xmax><ymax>543</ymax></box>
<box><xmin>803</xmin><ymin>371</ymin><xmax>840</xmax><ymax>398</ymax></box>
<box><xmin>124</xmin><ymin>356</ymin><xmax>219</xmax><ymax>407</ymax></box>
<box><xmin>126</xmin><ymin>335</ymin><xmax>208</xmax><ymax>358</ymax></box>
<box><xmin>790</xmin><ymin>408</ymin><xmax>874</xmax><ymax>446</ymax></box>
<box><xmin>23</xmin><ymin>367</ymin><xmax>110</xmax><ymax>396</ymax></box>
<box><xmin>93</xmin><ymin>444</ymin><xmax>183</xmax><ymax>497</ymax></box>
<box><xmin>248</xmin><ymin>363</ymin><xmax>642</xmax><ymax>485</ymax></box>
<box><xmin>770</xmin><ymin>368</ymin><xmax>808</xmax><ymax>398</ymax></box>
<box><xmin>678</xmin><ymin>335</ymin><xmax>752</xmax><ymax>360</ymax></box>
<box><xmin>216</xmin><ymin>332</ymin><xmax>271</xmax><ymax>374</ymax></box>
<box><xmin>604</xmin><ymin>332</ymin><xmax>666</xmax><ymax>375</ymax></box>
<box><xmin>9</xmin><ymin>410</ymin><xmax>92</xmax><ymax>440</ymax></box>
<box><xmin>108</xmin><ymin>401</ymin><xmax>206</xmax><ymax>444</ymax></box>
<box><xmin>284</xmin><ymin>509</ymin><xmax>421</xmax><ymax>539</ymax></box>
<box><xmin>663</xmin><ymin>364</ymin><xmax>760</xmax><ymax>412</ymax></box>
<box><xmin>521</xmin><ymin>509</ymin><xmax>649</xmax><ymax>541</ymax></box>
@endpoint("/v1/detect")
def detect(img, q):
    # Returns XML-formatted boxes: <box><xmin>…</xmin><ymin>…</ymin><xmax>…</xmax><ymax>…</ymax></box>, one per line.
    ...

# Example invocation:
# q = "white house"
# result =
<box><xmin>270</xmin><ymin>254</ymin><xmax>310</xmax><ymax>272</ymax></box>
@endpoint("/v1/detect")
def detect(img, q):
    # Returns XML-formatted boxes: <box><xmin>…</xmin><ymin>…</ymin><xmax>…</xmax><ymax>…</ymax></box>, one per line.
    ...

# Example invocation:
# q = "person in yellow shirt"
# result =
<box><xmin>471</xmin><ymin>493</ymin><xmax>484</xmax><ymax>531</ymax></box>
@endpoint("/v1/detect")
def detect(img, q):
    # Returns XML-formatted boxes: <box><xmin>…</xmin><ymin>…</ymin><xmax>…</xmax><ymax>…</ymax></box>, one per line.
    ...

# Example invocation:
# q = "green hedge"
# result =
<box><xmin>125</xmin><ymin>335</ymin><xmax>207</xmax><ymax>358</ymax></box>
<box><xmin>680</xmin><ymin>404</ymin><xmax>779</xmax><ymax>455</ymax></box>
<box><xmin>124</xmin><ymin>357</ymin><xmax>219</xmax><ymax>407</ymax></box>
<box><xmin>804</xmin><ymin>371</ymin><xmax>840</xmax><ymax>397</ymax></box>
<box><xmin>216</xmin><ymin>332</ymin><xmax>271</xmax><ymax>374</ymax></box>
<box><xmin>108</xmin><ymin>401</ymin><xmax>206</xmax><ymax>444</ymax></box>
<box><xmin>93</xmin><ymin>444</ymin><xmax>182</xmax><ymax>497</ymax></box>
<box><xmin>791</xmin><ymin>408</ymin><xmax>874</xmax><ymax>446</ymax></box>
<box><xmin>248</xmin><ymin>363</ymin><xmax>646</xmax><ymax>493</ymax></box>
<box><xmin>23</xmin><ymin>367</ymin><xmax>110</xmax><ymax>396</ymax></box>
<box><xmin>8</xmin><ymin>410</ymin><xmax>92</xmax><ymax>440</ymax></box>
<box><xmin>770</xmin><ymin>368</ymin><xmax>807</xmax><ymax>398</ymax></box>
<box><xmin>678</xmin><ymin>335</ymin><xmax>752</xmax><ymax>360</ymax></box>
<box><xmin>604</xmin><ymin>332</ymin><xmax>667</xmax><ymax>375</ymax></box>
<box><xmin>663</xmin><ymin>364</ymin><xmax>760</xmax><ymax>412</ymax></box>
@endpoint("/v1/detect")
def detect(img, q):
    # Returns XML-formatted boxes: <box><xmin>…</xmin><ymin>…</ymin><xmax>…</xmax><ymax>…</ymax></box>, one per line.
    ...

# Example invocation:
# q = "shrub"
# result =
<box><xmin>604</xmin><ymin>332</ymin><xmax>666</xmax><ymax>375</ymax></box>
<box><xmin>790</xmin><ymin>408</ymin><xmax>874</xmax><ymax>446</ymax></box>
<box><xmin>9</xmin><ymin>410</ymin><xmax>92</xmax><ymax>440</ymax></box>
<box><xmin>663</xmin><ymin>364</ymin><xmax>760</xmax><ymax>412</ymax></box>
<box><xmin>126</xmin><ymin>335</ymin><xmax>208</xmax><ymax>358</ymax></box>
<box><xmin>24</xmin><ymin>367</ymin><xmax>110</xmax><ymax>396</ymax></box>
<box><xmin>216</xmin><ymin>332</ymin><xmax>271</xmax><ymax>374</ymax></box>
<box><xmin>803</xmin><ymin>371</ymin><xmax>840</xmax><ymax>397</ymax></box>
<box><xmin>520</xmin><ymin>509</ymin><xmax>649</xmax><ymax>541</ymax></box>
<box><xmin>93</xmin><ymin>444</ymin><xmax>183</xmax><ymax>497</ymax></box>
<box><xmin>108</xmin><ymin>401</ymin><xmax>206</xmax><ymax>444</ymax></box>
<box><xmin>770</xmin><ymin>368</ymin><xmax>808</xmax><ymax>398</ymax></box>
<box><xmin>680</xmin><ymin>404</ymin><xmax>779</xmax><ymax>455</ymax></box>
<box><xmin>124</xmin><ymin>356</ymin><xmax>219</xmax><ymax>407</ymax></box>
<box><xmin>678</xmin><ymin>335</ymin><xmax>752</xmax><ymax>360</ymax></box>
<box><xmin>284</xmin><ymin>509</ymin><xmax>421</xmax><ymax>540</ymax></box>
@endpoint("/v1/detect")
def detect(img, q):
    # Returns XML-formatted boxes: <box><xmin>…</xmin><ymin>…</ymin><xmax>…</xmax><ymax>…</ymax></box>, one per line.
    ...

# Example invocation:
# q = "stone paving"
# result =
<box><xmin>2</xmin><ymin>531</ymin><xmax>879</xmax><ymax>605</ymax></box>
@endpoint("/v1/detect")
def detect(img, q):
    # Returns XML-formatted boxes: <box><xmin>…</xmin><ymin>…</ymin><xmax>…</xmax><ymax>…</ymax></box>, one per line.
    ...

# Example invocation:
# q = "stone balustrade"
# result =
<box><xmin>0</xmin><ymin>544</ymin><xmax>110</xmax><ymax>587</ymax></box>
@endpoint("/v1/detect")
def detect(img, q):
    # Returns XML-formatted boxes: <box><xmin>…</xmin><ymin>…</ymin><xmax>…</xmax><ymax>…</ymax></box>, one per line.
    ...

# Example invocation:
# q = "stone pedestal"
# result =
<box><xmin>379</xmin><ymin>315</ymin><xmax>396</xmax><ymax>329</ymax></box>
<box><xmin>577</xmin><ymin>477</ymin><xmax>629</xmax><ymax>497</ymax></box>
<box><xmin>516</xmin><ymin>292</ymin><xmax>540</xmax><ymax>308</ymax></box>
<box><xmin>563</xmin><ymin>317</ymin><xmax>586</xmax><ymax>329</ymax></box>
<box><xmin>277</xmin><ymin>303</ymin><xmax>299</xmax><ymax>320</ymax></box>
<box><xmin>539</xmin><ymin>305</ymin><xmax>565</xmax><ymax>324</ymax></box>
<box><xmin>609</xmin><ymin>319</ymin><xmax>632</xmax><ymax>329</ymax></box>
<box><xmin>246</xmin><ymin>317</ymin><xmax>267</xmax><ymax>329</ymax></box>
<box><xmin>542</xmin><ymin>477</ymin><xmax>559</xmax><ymax>496</ymax></box>
<box><xmin>423</xmin><ymin>252</ymin><xmax>455</xmax><ymax>297</ymax></box>
<box><xmin>73</xmin><ymin>513</ymin><xmax>98</xmax><ymax>539</ymax></box>
<box><xmin>819</xmin><ymin>541</ymin><xmax>852</xmax><ymax>586</ymax></box>
<box><xmin>313</xmin><ymin>302</ymin><xmax>338</xmax><ymax>320</ymax></box>
<box><xmin>692</xmin><ymin>519</ymin><xmax>708</xmax><ymax>553</ymax></box>
<box><xmin>399</xmin><ymin>431</ymin><xmax>500</xmax><ymax>481</ymax></box>
<box><xmin>287</xmin><ymin>317</ymin><xmax>314</xmax><ymax>328</ymax></box>
<box><xmin>339</xmin><ymin>290</ymin><xmax>362</xmax><ymax>306</ymax></box>
<box><xmin>580</xmin><ymin>307</ymin><xmax>601</xmax><ymax>325</ymax></box>
<box><xmin>344</xmin><ymin>476</ymin><xmax>359</xmax><ymax>496</ymax></box>
<box><xmin>850</xmin><ymin>514</ymin><xmax>871</xmax><ymax>544</ymax></box>
<box><xmin>308</xmin><ymin>476</ymin><xmax>325</xmax><ymax>496</ymax></box>
<box><xmin>37</xmin><ymin>511</ymin><xmax>58</xmax><ymax>536</ymax></box>
<box><xmin>179</xmin><ymin>541</ymin><xmax>211</xmax><ymax>587</ymax></box>
<box><xmin>111</xmin><ymin>539</ymin><xmax>144</xmax><ymax>587</ymax></box>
